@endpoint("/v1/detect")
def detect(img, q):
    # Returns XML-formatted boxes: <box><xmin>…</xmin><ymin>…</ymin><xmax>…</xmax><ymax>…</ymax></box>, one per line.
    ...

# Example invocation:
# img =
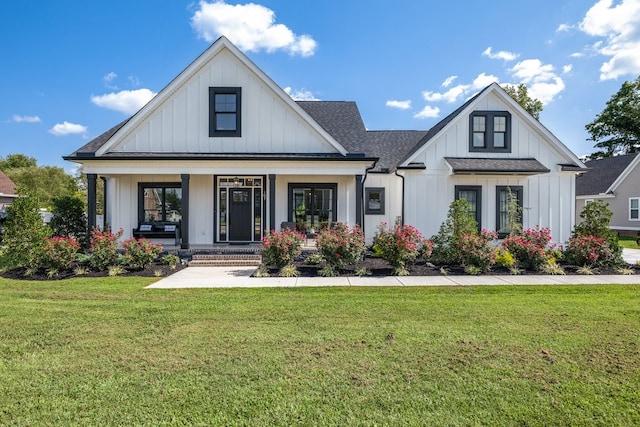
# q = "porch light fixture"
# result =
<box><xmin>233</xmin><ymin>176</ymin><xmax>240</xmax><ymax>187</ymax></box>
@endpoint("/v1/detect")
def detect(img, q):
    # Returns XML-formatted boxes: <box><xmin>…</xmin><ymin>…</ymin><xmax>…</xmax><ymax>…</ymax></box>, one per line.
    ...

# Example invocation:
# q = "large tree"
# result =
<box><xmin>586</xmin><ymin>75</ymin><xmax>640</xmax><ymax>158</ymax></box>
<box><xmin>0</xmin><ymin>153</ymin><xmax>78</xmax><ymax>209</ymax></box>
<box><xmin>503</xmin><ymin>83</ymin><xmax>543</xmax><ymax>120</ymax></box>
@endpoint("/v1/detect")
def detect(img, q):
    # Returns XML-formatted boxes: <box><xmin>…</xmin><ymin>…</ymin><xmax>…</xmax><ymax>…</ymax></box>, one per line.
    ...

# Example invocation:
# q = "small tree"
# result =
<box><xmin>1</xmin><ymin>189</ymin><xmax>51</xmax><ymax>269</ymax></box>
<box><xmin>430</xmin><ymin>199</ymin><xmax>479</xmax><ymax>265</ymax></box>
<box><xmin>566</xmin><ymin>200</ymin><xmax>622</xmax><ymax>266</ymax></box>
<box><xmin>50</xmin><ymin>195</ymin><xmax>87</xmax><ymax>244</ymax></box>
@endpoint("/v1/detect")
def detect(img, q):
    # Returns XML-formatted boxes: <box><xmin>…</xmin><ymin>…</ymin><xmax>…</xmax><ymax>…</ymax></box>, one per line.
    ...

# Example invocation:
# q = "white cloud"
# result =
<box><xmin>441</xmin><ymin>75</ymin><xmax>458</xmax><ymax>87</ymax></box>
<box><xmin>91</xmin><ymin>88</ymin><xmax>157</xmax><ymax>115</ymax></box>
<box><xmin>191</xmin><ymin>0</ymin><xmax>317</xmax><ymax>57</ymax></box>
<box><xmin>386</xmin><ymin>100</ymin><xmax>411</xmax><ymax>110</ymax></box>
<box><xmin>103</xmin><ymin>72</ymin><xmax>118</xmax><ymax>89</ymax></box>
<box><xmin>483</xmin><ymin>46</ymin><xmax>519</xmax><ymax>62</ymax></box>
<box><xmin>510</xmin><ymin>59</ymin><xmax>565</xmax><ymax>104</ymax></box>
<box><xmin>128</xmin><ymin>75</ymin><xmax>141</xmax><ymax>87</ymax></box>
<box><xmin>472</xmin><ymin>73</ymin><xmax>499</xmax><ymax>89</ymax></box>
<box><xmin>570</xmin><ymin>52</ymin><xmax>585</xmax><ymax>58</ymax></box>
<box><xmin>422</xmin><ymin>84</ymin><xmax>469</xmax><ymax>103</ymax></box>
<box><xmin>579</xmin><ymin>0</ymin><xmax>640</xmax><ymax>80</ymax></box>
<box><xmin>413</xmin><ymin>106</ymin><xmax>440</xmax><ymax>119</ymax></box>
<box><xmin>48</xmin><ymin>121</ymin><xmax>87</xmax><ymax>136</ymax></box>
<box><xmin>12</xmin><ymin>114</ymin><xmax>41</xmax><ymax>123</ymax></box>
<box><xmin>284</xmin><ymin>87</ymin><xmax>320</xmax><ymax>101</ymax></box>
<box><xmin>556</xmin><ymin>23</ymin><xmax>573</xmax><ymax>32</ymax></box>
<box><xmin>563</xmin><ymin>64</ymin><xmax>573</xmax><ymax>74</ymax></box>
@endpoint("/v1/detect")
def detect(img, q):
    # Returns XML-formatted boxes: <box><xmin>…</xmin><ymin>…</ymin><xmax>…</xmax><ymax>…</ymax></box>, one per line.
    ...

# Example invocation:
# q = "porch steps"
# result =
<box><xmin>188</xmin><ymin>253</ymin><xmax>262</xmax><ymax>267</ymax></box>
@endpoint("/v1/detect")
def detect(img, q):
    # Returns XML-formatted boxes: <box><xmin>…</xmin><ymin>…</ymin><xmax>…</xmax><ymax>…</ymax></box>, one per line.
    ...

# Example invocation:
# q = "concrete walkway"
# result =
<box><xmin>147</xmin><ymin>249</ymin><xmax>640</xmax><ymax>289</ymax></box>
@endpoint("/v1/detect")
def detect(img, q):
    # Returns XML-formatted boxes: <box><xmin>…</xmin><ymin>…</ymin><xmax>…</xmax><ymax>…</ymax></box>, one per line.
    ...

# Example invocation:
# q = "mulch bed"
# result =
<box><xmin>261</xmin><ymin>256</ymin><xmax>640</xmax><ymax>277</ymax></box>
<box><xmin>2</xmin><ymin>262</ymin><xmax>187</xmax><ymax>281</ymax></box>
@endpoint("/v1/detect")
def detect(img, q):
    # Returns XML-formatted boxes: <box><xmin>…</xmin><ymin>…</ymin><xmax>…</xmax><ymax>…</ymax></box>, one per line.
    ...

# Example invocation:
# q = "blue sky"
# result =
<box><xmin>1</xmin><ymin>0</ymin><xmax>639</xmax><ymax>171</ymax></box>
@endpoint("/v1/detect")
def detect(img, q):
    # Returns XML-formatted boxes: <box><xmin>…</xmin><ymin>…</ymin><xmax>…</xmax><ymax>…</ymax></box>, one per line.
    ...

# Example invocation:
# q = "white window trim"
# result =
<box><xmin>630</xmin><ymin>197</ymin><xmax>640</xmax><ymax>221</ymax></box>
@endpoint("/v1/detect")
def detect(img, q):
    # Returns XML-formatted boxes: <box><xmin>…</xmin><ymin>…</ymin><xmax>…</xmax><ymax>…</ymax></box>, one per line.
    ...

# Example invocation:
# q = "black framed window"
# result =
<box><xmin>209</xmin><ymin>87</ymin><xmax>241</xmax><ymax>137</ymax></box>
<box><xmin>288</xmin><ymin>183</ymin><xmax>337</xmax><ymax>233</ymax></box>
<box><xmin>469</xmin><ymin>111</ymin><xmax>511</xmax><ymax>152</ymax></box>
<box><xmin>455</xmin><ymin>185</ymin><xmax>481</xmax><ymax>231</ymax></box>
<box><xmin>496</xmin><ymin>186</ymin><xmax>523</xmax><ymax>237</ymax></box>
<box><xmin>138</xmin><ymin>183</ymin><xmax>182</xmax><ymax>223</ymax></box>
<box><xmin>365</xmin><ymin>187</ymin><xmax>385</xmax><ymax>215</ymax></box>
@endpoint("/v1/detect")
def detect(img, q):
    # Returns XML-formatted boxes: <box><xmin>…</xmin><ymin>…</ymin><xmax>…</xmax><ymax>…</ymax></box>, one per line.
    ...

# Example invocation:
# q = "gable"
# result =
<box><xmin>96</xmin><ymin>37</ymin><xmax>347</xmax><ymax>157</ymax></box>
<box><xmin>401</xmin><ymin>83</ymin><xmax>585</xmax><ymax>172</ymax></box>
<box><xmin>577</xmin><ymin>153</ymin><xmax>640</xmax><ymax>196</ymax></box>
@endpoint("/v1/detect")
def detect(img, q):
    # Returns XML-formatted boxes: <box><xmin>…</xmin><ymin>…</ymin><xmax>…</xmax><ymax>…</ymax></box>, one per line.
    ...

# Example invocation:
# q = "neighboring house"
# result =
<box><xmin>65</xmin><ymin>36</ymin><xmax>586</xmax><ymax>248</ymax></box>
<box><xmin>576</xmin><ymin>153</ymin><xmax>640</xmax><ymax>236</ymax></box>
<box><xmin>0</xmin><ymin>169</ymin><xmax>17</xmax><ymax>209</ymax></box>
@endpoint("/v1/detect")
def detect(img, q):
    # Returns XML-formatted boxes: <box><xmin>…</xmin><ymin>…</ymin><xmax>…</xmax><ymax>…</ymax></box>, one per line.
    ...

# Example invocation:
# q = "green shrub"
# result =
<box><xmin>88</xmin><ymin>227</ymin><xmax>123</xmax><ymax>271</ymax></box>
<box><xmin>261</xmin><ymin>229</ymin><xmax>304</xmax><ymax>269</ymax></box>
<box><xmin>162</xmin><ymin>254</ymin><xmax>180</xmax><ymax>269</ymax></box>
<box><xmin>372</xmin><ymin>222</ymin><xmax>427</xmax><ymax>275</ymax></box>
<box><xmin>456</xmin><ymin>230</ymin><xmax>497</xmax><ymax>272</ymax></box>
<box><xmin>50</xmin><ymin>195</ymin><xmax>87</xmax><ymax>244</ymax></box>
<box><xmin>564</xmin><ymin>235</ymin><xmax>616</xmax><ymax>268</ymax></box>
<box><xmin>122</xmin><ymin>237</ymin><xmax>163</xmax><ymax>269</ymax></box>
<box><xmin>1</xmin><ymin>190</ymin><xmax>50</xmax><ymax>269</ymax></box>
<box><xmin>571</xmin><ymin>200</ymin><xmax>622</xmax><ymax>266</ymax></box>
<box><xmin>502</xmin><ymin>227</ymin><xmax>552</xmax><ymax>271</ymax></box>
<box><xmin>430</xmin><ymin>199</ymin><xmax>478</xmax><ymax>265</ymax></box>
<box><xmin>39</xmin><ymin>236</ymin><xmax>81</xmax><ymax>271</ymax></box>
<box><xmin>494</xmin><ymin>248</ymin><xmax>515</xmax><ymax>268</ymax></box>
<box><xmin>316</xmin><ymin>223</ymin><xmax>366</xmax><ymax>272</ymax></box>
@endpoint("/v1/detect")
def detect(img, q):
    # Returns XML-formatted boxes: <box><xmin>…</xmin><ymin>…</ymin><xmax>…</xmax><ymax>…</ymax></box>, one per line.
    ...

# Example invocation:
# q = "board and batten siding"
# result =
<box><xmin>401</xmin><ymin>92</ymin><xmax>577</xmax><ymax>244</ymax></box>
<box><xmin>362</xmin><ymin>174</ymin><xmax>402</xmax><ymax>243</ymax></box>
<box><xmin>110</xmin><ymin>48</ymin><xmax>339</xmax><ymax>155</ymax></box>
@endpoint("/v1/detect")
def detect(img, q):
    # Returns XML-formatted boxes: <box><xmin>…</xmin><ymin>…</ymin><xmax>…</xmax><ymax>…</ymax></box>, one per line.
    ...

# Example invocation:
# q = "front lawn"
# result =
<box><xmin>619</xmin><ymin>236</ymin><xmax>640</xmax><ymax>249</ymax></box>
<box><xmin>1</xmin><ymin>278</ymin><xmax>638</xmax><ymax>425</ymax></box>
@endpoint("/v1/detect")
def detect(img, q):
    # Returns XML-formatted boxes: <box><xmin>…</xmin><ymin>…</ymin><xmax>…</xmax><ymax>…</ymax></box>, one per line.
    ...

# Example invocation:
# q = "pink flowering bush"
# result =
<box><xmin>373</xmin><ymin>222</ymin><xmax>428</xmax><ymax>275</ymax></box>
<box><xmin>564</xmin><ymin>235</ymin><xmax>615</xmax><ymax>268</ymax></box>
<box><xmin>457</xmin><ymin>230</ymin><xmax>497</xmax><ymax>272</ymax></box>
<box><xmin>316</xmin><ymin>223</ymin><xmax>366</xmax><ymax>274</ymax></box>
<box><xmin>261</xmin><ymin>229</ymin><xmax>305</xmax><ymax>269</ymax></box>
<box><xmin>38</xmin><ymin>236</ymin><xmax>81</xmax><ymax>271</ymax></box>
<box><xmin>502</xmin><ymin>227</ymin><xmax>553</xmax><ymax>271</ymax></box>
<box><xmin>88</xmin><ymin>227</ymin><xmax>124</xmax><ymax>271</ymax></box>
<box><xmin>122</xmin><ymin>237</ymin><xmax>163</xmax><ymax>269</ymax></box>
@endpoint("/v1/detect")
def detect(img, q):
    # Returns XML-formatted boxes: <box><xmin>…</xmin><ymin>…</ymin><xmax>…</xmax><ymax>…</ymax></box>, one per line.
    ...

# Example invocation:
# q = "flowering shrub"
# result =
<box><xmin>373</xmin><ymin>222</ymin><xmax>427</xmax><ymax>275</ymax></box>
<box><xmin>88</xmin><ymin>227</ymin><xmax>123</xmax><ymax>271</ymax></box>
<box><xmin>261</xmin><ymin>229</ymin><xmax>305</xmax><ymax>269</ymax></box>
<box><xmin>38</xmin><ymin>236</ymin><xmax>81</xmax><ymax>271</ymax></box>
<box><xmin>316</xmin><ymin>223</ymin><xmax>366</xmax><ymax>275</ymax></box>
<box><xmin>122</xmin><ymin>237</ymin><xmax>163</xmax><ymax>269</ymax></box>
<box><xmin>456</xmin><ymin>230</ymin><xmax>497</xmax><ymax>272</ymax></box>
<box><xmin>564</xmin><ymin>235</ymin><xmax>615</xmax><ymax>268</ymax></box>
<box><xmin>494</xmin><ymin>248</ymin><xmax>515</xmax><ymax>268</ymax></box>
<box><xmin>502</xmin><ymin>227</ymin><xmax>552</xmax><ymax>271</ymax></box>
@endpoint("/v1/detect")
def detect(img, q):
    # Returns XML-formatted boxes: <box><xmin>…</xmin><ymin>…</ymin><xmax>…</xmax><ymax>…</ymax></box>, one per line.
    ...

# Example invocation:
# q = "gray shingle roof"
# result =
<box><xmin>445</xmin><ymin>157</ymin><xmax>550</xmax><ymax>174</ymax></box>
<box><xmin>576</xmin><ymin>153</ymin><xmax>639</xmax><ymax>196</ymax></box>
<box><xmin>297</xmin><ymin>101</ymin><xmax>427</xmax><ymax>172</ymax></box>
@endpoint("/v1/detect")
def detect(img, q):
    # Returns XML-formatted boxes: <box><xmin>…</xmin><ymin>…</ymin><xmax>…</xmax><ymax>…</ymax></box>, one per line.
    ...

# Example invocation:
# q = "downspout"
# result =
<box><xmin>394</xmin><ymin>169</ymin><xmax>405</xmax><ymax>226</ymax></box>
<box><xmin>360</xmin><ymin>159</ymin><xmax>378</xmax><ymax>234</ymax></box>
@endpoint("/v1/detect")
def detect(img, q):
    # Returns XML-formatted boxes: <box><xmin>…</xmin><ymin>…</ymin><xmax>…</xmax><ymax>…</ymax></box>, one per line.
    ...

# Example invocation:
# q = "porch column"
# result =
<box><xmin>101</xmin><ymin>177</ymin><xmax>107</xmax><ymax>229</ymax></box>
<box><xmin>181</xmin><ymin>174</ymin><xmax>190</xmax><ymax>249</ymax></box>
<box><xmin>87</xmin><ymin>173</ymin><xmax>97</xmax><ymax>234</ymax></box>
<box><xmin>355</xmin><ymin>174</ymin><xmax>363</xmax><ymax>227</ymax></box>
<box><xmin>269</xmin><ymin>174</ymin><xmax>276</xmax><ymax>231</ymax></box>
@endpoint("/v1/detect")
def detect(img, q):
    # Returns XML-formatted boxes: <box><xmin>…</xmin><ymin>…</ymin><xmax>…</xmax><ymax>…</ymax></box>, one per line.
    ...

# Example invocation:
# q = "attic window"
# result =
<box><xmin>469</xmin><ymin>111</ymin><xmax>511</xmax><ymax>153</ymax></box>
<box><xmin>209</xmin><ymin>87</ymin><xmax>241</xmax><ymax>137</ymax></box>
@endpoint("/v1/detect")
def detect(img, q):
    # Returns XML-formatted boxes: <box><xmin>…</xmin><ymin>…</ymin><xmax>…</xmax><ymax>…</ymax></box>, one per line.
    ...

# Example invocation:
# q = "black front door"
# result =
<box><xmin>228</xmin><ymin>188</ymin><xmax>252</xmax><ymax>241</ymax></box>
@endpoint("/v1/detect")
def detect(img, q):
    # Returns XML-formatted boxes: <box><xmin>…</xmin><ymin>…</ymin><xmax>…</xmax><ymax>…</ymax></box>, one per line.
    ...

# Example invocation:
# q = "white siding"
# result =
<box><xmin>110</xmin><ymin>49</ymin><xmax>339</xmax><ymax>155</ymax></box>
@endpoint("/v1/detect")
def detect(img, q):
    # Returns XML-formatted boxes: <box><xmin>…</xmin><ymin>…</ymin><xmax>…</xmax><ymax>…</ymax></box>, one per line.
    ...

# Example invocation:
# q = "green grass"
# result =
<box><xmin>1</xmin><ymin>277</ymin><xmax>639</xmax><ymax>425</ymax></box>
<box><xmin>619</xmin><ymin>236</ymin><xmax>640</xmax><ymax>249</ymax></box>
